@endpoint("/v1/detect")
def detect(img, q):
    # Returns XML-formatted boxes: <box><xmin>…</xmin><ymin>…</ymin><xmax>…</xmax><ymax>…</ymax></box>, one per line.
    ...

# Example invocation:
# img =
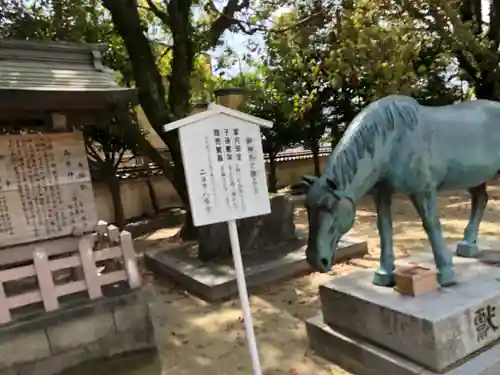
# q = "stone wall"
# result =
<box><xmin>94</xmin><ymin>155</ymin><xmax>328</xmax><ymax>223</ymax></box>
<box><xmin>0</xmin><ymin>286</ymin><xmax>156</xmax><ymax>375</ymax></box>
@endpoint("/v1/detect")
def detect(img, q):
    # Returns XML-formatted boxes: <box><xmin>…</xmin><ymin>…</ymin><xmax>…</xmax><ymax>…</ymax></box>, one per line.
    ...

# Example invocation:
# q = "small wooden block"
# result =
<box><xmin>394</xmin><ymin>265</ymin><xmax>438</xmax><ymax>297</ymax></box>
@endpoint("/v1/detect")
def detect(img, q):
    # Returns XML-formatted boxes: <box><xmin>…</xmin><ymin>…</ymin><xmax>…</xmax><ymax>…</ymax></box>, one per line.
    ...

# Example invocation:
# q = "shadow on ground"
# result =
<box><xmin>141</xmin><ymin>181</ymin><xmax>500</xmax><ymax>375</ymax></box>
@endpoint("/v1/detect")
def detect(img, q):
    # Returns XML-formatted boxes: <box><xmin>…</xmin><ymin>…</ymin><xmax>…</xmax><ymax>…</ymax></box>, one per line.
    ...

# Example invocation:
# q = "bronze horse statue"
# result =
<box><xmin>302</xmin><ymin>95</ymin><xmax>500</xmax><ymax>287</ymax></box>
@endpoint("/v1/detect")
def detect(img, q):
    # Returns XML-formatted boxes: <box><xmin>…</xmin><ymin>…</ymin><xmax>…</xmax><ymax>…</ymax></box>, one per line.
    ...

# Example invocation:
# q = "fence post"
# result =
<box><xmin>79</xmin><ymin>235</ymin><xmax>102</xmax><ymax>299</ymax></box>
<box><xmin>95</xmin><ymin>220</ymin><xmax>108</xmax><ymax>237</ymax></box>
<box><xmin>0</xmin><ymin>281</ymin><xmax>10</xmax><ymax>324</ymax></box>
<box><xmin>107</xmin><ymin>224</ymin><xmax>120</xmax><ymax>244</ymax></box>
<box><xmin>119</xmin><ymin>231</ymin><xmax>141</xmax><ymax>289</ymax></box>
<box><xmin>33</xmin><ymin>247</ymin><xmax>58</xmax><ymax>312</ymax></box>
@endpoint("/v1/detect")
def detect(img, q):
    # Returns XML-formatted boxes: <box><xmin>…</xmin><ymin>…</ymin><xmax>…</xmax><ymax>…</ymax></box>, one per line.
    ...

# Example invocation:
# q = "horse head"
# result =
<box><xmin>300</xmin><ymin>175</ymin><xmax>356</xmax><ymax>272</ymax></box>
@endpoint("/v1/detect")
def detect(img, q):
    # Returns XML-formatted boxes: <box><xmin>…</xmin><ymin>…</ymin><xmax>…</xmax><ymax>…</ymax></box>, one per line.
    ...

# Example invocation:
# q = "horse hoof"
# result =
<box><xmin>456</xmin><ymin>241</ymin><xmax>479</xmax><ymax>258</ymax></box>
<box><xmin>437</xmin><ymin>268</ymin><xmax>457</xmax><ymax>287</ymax></box>
<box><xmin>372</xmin><ymin>270</ymin><xmax>395</xmax><ymax>287</ymax></box>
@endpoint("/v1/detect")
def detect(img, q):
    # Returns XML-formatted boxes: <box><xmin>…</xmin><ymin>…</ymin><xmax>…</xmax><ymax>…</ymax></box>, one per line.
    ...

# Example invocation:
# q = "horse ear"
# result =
<box><xmin>301</xmin><ymin>175</ymin><xmax>318</xmax><ymax>186</ymax></box>
<box><xmin>325</xmin><ymin>178</ymin><xmax>344</xmax><ymax>200</ymax></box>
<box><xmin>325</xmin><ymin>178</ymin><xmax>338</xmax><ymax>191</ymax></box>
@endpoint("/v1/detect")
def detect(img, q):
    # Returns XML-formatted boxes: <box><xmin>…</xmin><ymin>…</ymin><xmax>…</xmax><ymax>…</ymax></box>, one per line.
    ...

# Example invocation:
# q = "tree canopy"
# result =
<box><xmin>0</xmin><ymin>0</ymin><xmax>493</xmax><ymax>236</ymax></box>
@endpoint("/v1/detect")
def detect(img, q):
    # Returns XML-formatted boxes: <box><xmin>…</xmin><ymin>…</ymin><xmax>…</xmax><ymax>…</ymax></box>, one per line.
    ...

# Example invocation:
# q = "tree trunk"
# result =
<box><xmin>311</xmin><ymin>141</ymin><xmax>321</xmax><ymax>176</ymax></box>
<box><xmin>53</xmin><ymin>0</ymin><xmax>66</xmax><ymax>40</ymax></box>
<box><xmin>268</xmin><ymin>151</ymin><xmax>278</xmax><ymax>193</ymax></box>
<box><xmin>457</xmin><ymin>0</ymin><xmax>500</xmax><ymax>101</ymax></box>
<box><xmin>117</xmin><ymin>108</ymin><xmax>194</xmax><ymax>236</ymax></box>
<box><xmin>146</xmin><ymin>179</ymin><xmax>159</xmax><ymax>214</ymax></box>
<box><xmin>179</xmin><ymin>211</ymin><xmax>197</xmax><ymax>240</ymax></box>
<box><xmin>475</xmin><ymin>79</ymin><xmax>497</xmax><ymax>100</ymax></box>
<box><xmin>105</xmin><ymin>163</ymin><xmax>125</xmax><ymax>229</ymax></box>
<box><xmin>102</xmin><ymin>0</ymin><xmax>196</xmax><ymax>239</ymax></box>
<box><xmin>164</xmin><ymin>0</ymin><xmax>197</xmax><ymax>240</ymax></box>
<box><xmin>103</xmin><ymin>0</ymin><xmax>248</xmax><ymax>241</ymax></box>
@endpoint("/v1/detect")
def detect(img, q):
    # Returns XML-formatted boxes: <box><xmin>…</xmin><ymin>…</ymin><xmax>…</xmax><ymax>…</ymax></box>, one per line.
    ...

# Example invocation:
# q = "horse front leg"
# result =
<box><xmin>456</xmin><ymin>183</ymin><xmax>488</xmax><ymax>258</ymax></box>
<box><xmin>410</xmin><ymin>191</ymin><xmax>456</xmax><ymax>286</ymax></box>
<box><xmin>371</xmin><ymin>186</ymin><xmax>396</xmax><ymax>287</ymax></box>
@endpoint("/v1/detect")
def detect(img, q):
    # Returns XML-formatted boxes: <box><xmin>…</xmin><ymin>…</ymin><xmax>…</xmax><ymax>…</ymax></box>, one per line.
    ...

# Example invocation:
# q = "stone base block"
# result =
<box><xmin>145</xmin><ymin>236</ymin><xmax>368</xmax><ymax>302</ymax></box>
<box><xmin>0</xmin><ymin>285</ymin><xmax>157</xmax><ymax>375</ymax></box>
<box><xmin>319</xmin><ymin>253</ymin><xmax>500</xmax><ymax>372</ymax></box>
<box><xmin>307</xmin><ymin>313</ymin><xmax>500</xmax><ymax>375</ymax></box>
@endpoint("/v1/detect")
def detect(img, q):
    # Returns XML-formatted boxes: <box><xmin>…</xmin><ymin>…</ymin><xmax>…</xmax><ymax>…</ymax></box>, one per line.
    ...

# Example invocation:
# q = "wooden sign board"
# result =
<box><xmin>0</xmin><ymin>132</ymin><xmax>98</xmax><ymax>248</ymax></box>
<box><xmin>164</xmin><ymin>103</ymin><xmax>273</xmax><ymax>227</ymax></box>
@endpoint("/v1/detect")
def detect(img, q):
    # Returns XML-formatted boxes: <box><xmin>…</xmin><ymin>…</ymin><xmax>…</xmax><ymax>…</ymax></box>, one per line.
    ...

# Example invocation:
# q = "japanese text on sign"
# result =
<box><xmin>213</xmin><ymin>129</ymin><xmax>224</xmax><ymax>162</ymax></box>
<box><xmin>177</xmin><ymin>114</ymin><xmax>271</xmax><ymax>226</ymax></box>
<box><xmin>0</xmin><ymin>132</ymin><xmax>98</xmax><ymax>248</ymax></box>
<box><xmin>246</xmin><ymin>137</ymin><xmax>259</xmax><ymax>194</ymax></box>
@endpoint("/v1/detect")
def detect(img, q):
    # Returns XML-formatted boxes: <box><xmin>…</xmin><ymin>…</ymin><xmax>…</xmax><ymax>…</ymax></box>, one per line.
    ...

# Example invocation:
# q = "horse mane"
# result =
<box><xmin>328</xmin><ymin>95</ymin><xmax>420</xmax><ymax>188</ymax></box>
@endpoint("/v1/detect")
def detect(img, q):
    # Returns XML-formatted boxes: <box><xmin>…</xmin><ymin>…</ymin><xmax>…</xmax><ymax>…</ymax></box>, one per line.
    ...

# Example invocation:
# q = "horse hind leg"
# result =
<box><xmin>456</xmin><ymin>183</ymin><xmax>488</xmax><ymax>258</ymax></box>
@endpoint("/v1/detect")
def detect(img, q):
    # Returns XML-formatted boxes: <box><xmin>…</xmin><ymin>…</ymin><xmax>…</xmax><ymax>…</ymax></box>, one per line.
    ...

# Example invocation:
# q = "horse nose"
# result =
<box><xmin>320</xmin><ymin>257</ymin><xmax>331</xmax><ymax>271</ymax></box>
<box><xmin>306</xmin><ymin>251</ymin><xmax>331</xmax><ymax>273</ymax></box>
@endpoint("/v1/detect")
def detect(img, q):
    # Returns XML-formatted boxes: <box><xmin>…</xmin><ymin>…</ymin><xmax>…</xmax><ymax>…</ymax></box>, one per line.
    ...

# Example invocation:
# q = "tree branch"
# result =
<box><xmin>113</xmin><ymin>148</ymin><xmax>127</xmax><ymax>169</ymax></box>
<box><xmin>456</xmin><ymin>50</ymin><xmax>480</xmax><ymax>83</ymax></box>
<box><xmin>207</xmin><ymin>1</ymin><xmax>326</xmax><ymax>40</ymax></box>
<box><xmin>144</xmin><ymin>0</ymin><xmax>169</xmax><ymax>25</ymax></box>
<box><xmin>245</xmin><ymin>9</ymin><xmax>328</xmax><ymax>35</ymax></box>
<box><xmin>488</xmin><ymin>0</ymin><xmax>500</xmax><ymax>52</ymax></box>
<box><xmin>206</xmin><ymin>0</ymin><xmax>249</xmax><ymax>48</ymax></box>
<box><xmin>404</xmin><ymin>1</ymin><xmax>482</xmax><ymax>84</ymax></box>
<box><xmin>85</xmin><ymin>141</ymin><xmax>104</xmax><ymax>163</ymax></box>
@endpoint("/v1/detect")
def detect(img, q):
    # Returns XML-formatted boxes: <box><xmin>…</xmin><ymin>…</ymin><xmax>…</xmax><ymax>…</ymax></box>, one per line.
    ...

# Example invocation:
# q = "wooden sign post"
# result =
<box><xmin>164</xmin><ymin>103</ymin><xmax>273</xmax><ymax>375</ymax></box>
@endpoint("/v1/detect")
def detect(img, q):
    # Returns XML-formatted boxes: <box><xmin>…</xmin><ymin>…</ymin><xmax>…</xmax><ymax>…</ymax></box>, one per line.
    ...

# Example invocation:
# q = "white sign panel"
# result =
<box><xmin>178</xmin><ymin>113</ymin><xmax>271</xmax><ymax>226</ymax></box>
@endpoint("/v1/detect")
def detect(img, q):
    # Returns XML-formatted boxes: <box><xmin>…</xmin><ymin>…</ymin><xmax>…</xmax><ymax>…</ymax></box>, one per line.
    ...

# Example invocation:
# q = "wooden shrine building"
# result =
<box><xmin>0</xmin><ymin>40</ymin><xmax>155</xmax><ymax>375</ymax></box>
<box><xmin>0</xmin><ymin>39</ymin><xmax>137</xmax><ymax>128</ymax></box>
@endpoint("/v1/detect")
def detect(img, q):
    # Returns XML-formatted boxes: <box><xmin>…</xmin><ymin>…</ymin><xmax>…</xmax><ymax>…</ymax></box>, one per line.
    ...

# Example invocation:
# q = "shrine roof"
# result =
<box><xmin>0</xmin><ymin>40</ymin><xmax>137</xmax><ymax>110</ymax></box>
<box><xmin>163</xmin><ymin>103</ymin><xmax>273</xmax><ymax>132</ymax></box>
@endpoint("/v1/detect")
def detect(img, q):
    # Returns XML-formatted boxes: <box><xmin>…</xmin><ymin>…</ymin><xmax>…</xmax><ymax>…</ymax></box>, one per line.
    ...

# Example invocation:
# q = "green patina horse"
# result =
<box><xmin>303</xmin><ymin>95</ymin><xmax>500</xmax><ymax>287</ymax></box>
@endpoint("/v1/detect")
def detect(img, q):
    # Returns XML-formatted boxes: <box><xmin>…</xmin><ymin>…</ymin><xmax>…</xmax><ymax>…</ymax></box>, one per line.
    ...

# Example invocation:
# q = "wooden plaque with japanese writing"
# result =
<box><xmin>0</xmin><ymin>132</ymin><xmax>98</xmax><ymax>248</ymax></box>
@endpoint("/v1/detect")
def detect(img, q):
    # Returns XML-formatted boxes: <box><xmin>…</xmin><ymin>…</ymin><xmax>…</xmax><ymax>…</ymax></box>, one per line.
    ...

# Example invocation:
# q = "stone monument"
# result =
<box><xmin>304</xmin><ymin>95</ymin><xmax>500</xmax><ymax>374</ymax></box>
<box><xmin>197</xmin><ymin>193</ymin><xmax>297</xmax><ymax>261</ymax></box>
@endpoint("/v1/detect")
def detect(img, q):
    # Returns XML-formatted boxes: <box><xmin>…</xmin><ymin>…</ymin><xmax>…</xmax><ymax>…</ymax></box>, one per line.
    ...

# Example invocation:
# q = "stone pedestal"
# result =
<box><xmin>197</xmin><ymin>194</ymin><xmax>297</xmax><ymax>261</ymax></box>
<box><xmin>145</xmin><ymin>234</ymin><xmax>368</xmax><ymax>302</ymax></box>
<box><xmin>306</xmin><ymin>252</ymin><xmax>500</xmax><ymax>375</ymax></box>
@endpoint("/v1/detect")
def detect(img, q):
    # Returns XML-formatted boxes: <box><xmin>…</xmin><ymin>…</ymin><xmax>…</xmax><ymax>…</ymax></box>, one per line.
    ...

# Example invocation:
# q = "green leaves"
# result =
<box><xmin>247</xmin><ymin>0</ymin><xmax>463</xmax><ymax>149</ymax></box>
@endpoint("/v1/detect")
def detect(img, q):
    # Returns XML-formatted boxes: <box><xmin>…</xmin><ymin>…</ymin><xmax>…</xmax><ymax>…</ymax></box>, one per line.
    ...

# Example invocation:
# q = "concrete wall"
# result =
<box><xmin>0</xmin><ymin>286</ymin><xmax>156</xmax><ymax>375</ymax></box>
<box><xmin>272</xmin><ymin>156</ymin><xmax>328</xmax><ymax>188</ymax></box>
<box><xmin>93</xmin><ymin>176</ymin><xmax>182</xmax><ymax>223</ymax></box>
<box><xmin>96</xmin><ymin>155</ymin><xmax>328</xmax><ymax>222</ymax></box>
